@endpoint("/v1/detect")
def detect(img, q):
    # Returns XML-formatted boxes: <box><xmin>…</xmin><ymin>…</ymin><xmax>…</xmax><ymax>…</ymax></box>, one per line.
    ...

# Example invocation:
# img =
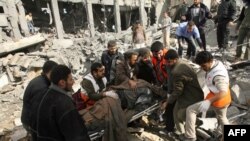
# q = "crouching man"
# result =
<box><xmin>183</xmin><ymin>51</ymin><xmax>231</xmax><ymax>141</ymax></box>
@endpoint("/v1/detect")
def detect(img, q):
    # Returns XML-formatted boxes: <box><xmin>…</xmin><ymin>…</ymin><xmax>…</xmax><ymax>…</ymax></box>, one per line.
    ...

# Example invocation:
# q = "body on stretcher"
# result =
<box><xmin>88</xmin><ymin>101</ymin><xmax>161</xmax><ymax>141</ymax></box>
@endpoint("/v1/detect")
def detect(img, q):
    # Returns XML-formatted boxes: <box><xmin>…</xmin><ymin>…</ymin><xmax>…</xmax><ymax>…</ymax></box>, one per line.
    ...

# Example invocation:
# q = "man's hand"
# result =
<box><xmin>198</xmin><ymin>100</ymin><xmax>211</xmax><ymax>112</ymax></box>
<box><xmin>129</xmin><ymin>80</ymin><xmax>137</xmax><ymax>89</ymax></box>
<box><xmin>104</xmin><ymin>90</ymin><xmax>119</xmax><ymax>99</ymax></box>
<box><xmin>227</xmin><ymin>21</ymin><xmax>235</xmax><ymax>26</ymax></box>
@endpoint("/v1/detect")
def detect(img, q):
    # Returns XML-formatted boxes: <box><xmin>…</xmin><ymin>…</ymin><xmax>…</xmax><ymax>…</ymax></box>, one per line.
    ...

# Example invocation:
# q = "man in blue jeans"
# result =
<box><xmin>176</xmin><ymin>21</ymin><xmax>203</xmax><ymax>59</ymax></box>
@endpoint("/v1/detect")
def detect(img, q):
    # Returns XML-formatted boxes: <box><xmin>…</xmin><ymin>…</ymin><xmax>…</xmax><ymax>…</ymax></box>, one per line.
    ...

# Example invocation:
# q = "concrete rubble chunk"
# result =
<box><xmin>140</xmin><ymin>131</ymin><xmax>164</xmax><ymax>141</ymax></box>
<box><xmin>6</xmin><ymin>66</ymin><xmax>15</xmax><ymax>82</ymax></box>
<box><xmin>29</xmin><ymin>59</ymin><xmax>46</xmax><ymax>68</ymax></box>
<box><xmin>14</xmin><ymin>118</ymin><xmax>22</xmax><ymax>126</ymax></box>
<box><xmin>0</xmin><ymin>73</ymin><xmax>9</xmax><ymax>89</ymax></box>
<box><xmin>9</xmin><ymin>54</ymin><xmax>21</xmax><ymax>66</ymax></box>
<box><xmin>20</xmin><ymin>57</ymin><xmax>32</xmax><ymax>69</ymax></box>
<box><xmin>52</xmin><ymin>39</ymin><xmax>74</xmax><ymax>49</ymax></box>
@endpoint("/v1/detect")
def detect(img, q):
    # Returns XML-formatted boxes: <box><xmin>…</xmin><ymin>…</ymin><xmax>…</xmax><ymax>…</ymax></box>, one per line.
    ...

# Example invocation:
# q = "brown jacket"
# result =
<box><xmin>168</xmin><ymin>60</ymin><xmax>204</xmax><ymax>108</ymax></box>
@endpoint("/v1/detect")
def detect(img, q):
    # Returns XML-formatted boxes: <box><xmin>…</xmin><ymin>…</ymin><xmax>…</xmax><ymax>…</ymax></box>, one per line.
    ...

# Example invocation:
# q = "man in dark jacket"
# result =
<box><xmin>101</xmin><ymin>40</ymin><xmax>124</xmax><ymax>85</ymax></box>
<box><xmin>186</xmin><ymin>0</ymin><xmax>212</xmax><ymax>51</ymax></box>
<box><xmin>216</xmin><ymin>0</ymin><xmax>236</xmax><ymax>50</ymax></box>
<box><xmin>235</xmin><ymin>0</ymin><xmax>250</xmax><ymax>60</ymax></box>
<box><xmin>164</xmin><ymin>49</ymin><xmax>204</xmax><ymax>136</ymax></box>
<box><xmin>36</xmin><ymin>65</ymin><xmax>90</xmax><ymax>141</ymax></box>
<box><xmin>137</xmin><ymin>48</ymin><xmax>158</xmax><ymax>85</ymax></box>
<box><xmin>21</xmin><ymin>60</ymin><xmax>58</xmax><ymax>140</ymax></box>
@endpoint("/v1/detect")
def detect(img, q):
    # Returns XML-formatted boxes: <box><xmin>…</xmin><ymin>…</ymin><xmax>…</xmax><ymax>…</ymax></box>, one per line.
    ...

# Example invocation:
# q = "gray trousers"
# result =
<box><xmin>185</xmin><ymin>101</ymin><xmax>229</xmax><ymax>139</ymax></box>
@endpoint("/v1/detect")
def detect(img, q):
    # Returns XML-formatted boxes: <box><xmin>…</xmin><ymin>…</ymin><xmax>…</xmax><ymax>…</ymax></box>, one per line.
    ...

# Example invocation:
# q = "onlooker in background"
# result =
<box><xmin>183</xmin><ymin>51</ymin><xmax>231</xmax><ymax>141</ymax></box>
<box><xmin>186</xmin><ymin>0</ymin><xmax>212</xmax><ymax>51</ymax></box>
<box><xmin>174</xmin><ymin>0</ymin><xmax>189</xmax><ymax>22</ymax></box>
<box><xmin>132</xmin><ymin>21</ymin><xmax>147</xmax><ymax>49</ymax></box>
<box><xmin>26</xmin><ymin>12</ymin><xmax>35</xmax><ymax>34</ymax></box>
<box><xmin>37</xmin><ymin>65</ymin><xmax>90</xmax><ymax>141</ymax></box>
<box><xmin>235</xmin><ymin>0</ymin><xmax>250</xmax><ymax>61</ymax></box>
<box><xmin>160</xmin><ymin>11</ymin><xmax>172</xmax><ymax>49</ymax></box>
<box><xmin>21</xmin><ymin>60</ymin><xmax>58</xmax><ymax>141</ymax></box>
<box><xmin>215</xmin><ymin>0</ymin><xmax>236</xmax><ymax>50</ymax></box>
<box><xmin>163</xmin><ymin>49</ymin><xmax>204</xmax><ymax>136</ymax></box>
<box><xmin>176</xmin><ymin>21</ymin><xmax>203</xmax><ymax>60</ymax></box>
<box><xmin>101</xmin><ymin>40</ymin><xmax>124</xmax><ymax>86</ymax></box>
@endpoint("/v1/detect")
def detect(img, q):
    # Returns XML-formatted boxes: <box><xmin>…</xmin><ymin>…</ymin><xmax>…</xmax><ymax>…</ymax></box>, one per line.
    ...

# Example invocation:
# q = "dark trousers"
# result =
<box><xmin>164</xmin><ymin>101</ymin><xmax>176</xmax><ymax>132</ymax></box>
<box><xmin>198</xmin><ymin>27</ymin><xmax>206</xmax><ymax>51</ymax></box>
<box><xmin>217</xmin><ymin>21</ymin><xmax>230</xmax><ymax>49</ymax></box>
<box><xmin>236</xmin><ymin>27</ymin><xmax>250</xmax><ymax>58</ymax></box>
<box><xmin>178</xmin><ymin>36</ymin><xmax>196</xmax><ymax>57</ymax></box>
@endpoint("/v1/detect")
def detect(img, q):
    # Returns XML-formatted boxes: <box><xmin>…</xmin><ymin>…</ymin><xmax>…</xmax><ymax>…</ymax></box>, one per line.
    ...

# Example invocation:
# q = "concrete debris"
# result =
<box><xmin>0</xmin><ymin>73</ymin><xmax>9</xmax><ymax>89</ymax></box>
<box><xmin>140</xmin><ymin>131</ymin><xmax>164</xmax><ymax>141</ymax></box>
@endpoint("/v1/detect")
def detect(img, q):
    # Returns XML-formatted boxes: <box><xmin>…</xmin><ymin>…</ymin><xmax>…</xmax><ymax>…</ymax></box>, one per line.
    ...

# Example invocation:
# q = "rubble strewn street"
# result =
<box><xmin>0</xmin><ymin>0</ymin><xmax>250</xmax><ymax>141</ymax></box>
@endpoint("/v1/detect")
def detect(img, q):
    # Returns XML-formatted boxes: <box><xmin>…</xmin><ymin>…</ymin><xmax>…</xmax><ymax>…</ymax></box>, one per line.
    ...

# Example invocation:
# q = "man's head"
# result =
<box><xmin>42</xmin><ymin>60</ymin><xmax>58</xmax><ymax>80</ymax></box>
<box><xmin>183</xmin><ymin>0</ymin><xmax>187</xmax><ymax>4</ymax></box>
<box><xmin>165</xmin><ymin>49</ymin><xmax>179</xmax><ymax>68</ymax></box>
<box><xmin>138</xmin><ymin>48</ymin><xmax>151</xmax><ymax>63</ymax></box>
<box><xmin>187</xmin><ymin>21</ymin><xmax>195</xmax><ymax>33</ymax></box>
<box><xmin>151</xmin><ymin>41</ymin><xmax>164</xmax><ymax>60</ymax></box>
<box><xmin>163</xmin><ymin>11</ymin><xmax>169</xmax><ymax>18</ymax></box>
<box><xmin>107</xmin><ymin>40</ymin><xmax>118</xmax><ymax>55</ymax></box>
<box><xmin>195</xmin><ymin>51</ymin><xmax>214</xmax><ymax>72</ymax></box>
<box><xmin>193</xmin><ymin>0</ymin><xmax>201</xmax><ymax>6</ymax></box>
<box><xmin>124</xmin><ymin>51</ymin><xmax>139</xmax><ymax>67</ymax></box>
<box><xmin>50</xmin><ymin>65</ymin><xmax>74</xmax><ymax>91</ymax></box>
<box><xmin>91</xmin><ymin>62</ymin><xmax>105</xmax><ymax>79</ymax></box>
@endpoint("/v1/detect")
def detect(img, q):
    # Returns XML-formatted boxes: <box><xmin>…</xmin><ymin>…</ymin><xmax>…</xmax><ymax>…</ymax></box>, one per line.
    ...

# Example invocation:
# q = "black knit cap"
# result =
<box><xmin>165</xmin><ymin>49</ymin><xmax>179</xmax><ymax>60</ymax></box>
<box><xmin>151</xmin><ymin>41</ymin><xmax>163</xmax><ymax>52</ymax></box>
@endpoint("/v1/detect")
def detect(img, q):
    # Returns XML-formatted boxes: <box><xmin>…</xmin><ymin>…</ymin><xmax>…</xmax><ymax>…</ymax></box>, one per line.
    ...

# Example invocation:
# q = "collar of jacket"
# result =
<box><xmin>49</xmin><ymin>83</ymin><xmax>72</xmax><ymax>98</ymax></box>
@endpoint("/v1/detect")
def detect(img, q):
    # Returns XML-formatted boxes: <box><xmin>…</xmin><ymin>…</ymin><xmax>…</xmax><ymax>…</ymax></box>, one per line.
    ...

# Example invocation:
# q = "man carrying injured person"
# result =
<box><xmin>183</xmin><ymin>51</ymin><xmax>231</xmax><ymax>141</ymax></box>
<box><xmin>161</xmin><ymin>49</ymin><xmax>203</xmax><ymax>136</ymax></box>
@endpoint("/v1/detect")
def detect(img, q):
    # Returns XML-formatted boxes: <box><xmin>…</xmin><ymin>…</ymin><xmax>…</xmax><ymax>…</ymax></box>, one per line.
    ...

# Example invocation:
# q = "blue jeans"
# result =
<box><xmin>27</xmin><ymin>22</ymin><xmax>35</xmax><ymax>34</ymax></box>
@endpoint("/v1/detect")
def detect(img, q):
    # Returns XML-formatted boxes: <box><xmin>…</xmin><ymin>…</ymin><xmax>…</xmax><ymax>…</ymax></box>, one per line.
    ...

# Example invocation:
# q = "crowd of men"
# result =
<box><xmin>20</xmin><ymin>0</ymin><xmax>250</xmax><ymax>141</ymax></box>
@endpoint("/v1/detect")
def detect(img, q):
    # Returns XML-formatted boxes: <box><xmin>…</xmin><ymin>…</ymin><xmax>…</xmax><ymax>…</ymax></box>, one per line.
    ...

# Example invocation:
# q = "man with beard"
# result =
<box><xmin>36</xmin><ymin>65</ymin><xmax>90</xmax><ymax>141</ymax></box>
<box><xmin>115</xmin><ymin>51</ymin><xmax>139</xmax><ymax>88</ymax></box>
<box><xmin>21</xmin><ymin>60</ymin><xmax>58</xmax><ymax>140</ymax></box>
<box><xmin>101</xmin><ymin>40</ymin><xmax>124</xmax><ymax>86</ymax></box>
<box><xmin>80</xmin><ymin>62</ymin><xmax>127</xmax><ymax>141</ymax></box>
<box><xmin>162</xmin><ymin>49</ymin><xmax>204</xmax><ymax>137</ymax></box>
<box><xmin>186</xmin><ymin>0</ymin><xmax>212</xmax><ymax>51</ymax></box>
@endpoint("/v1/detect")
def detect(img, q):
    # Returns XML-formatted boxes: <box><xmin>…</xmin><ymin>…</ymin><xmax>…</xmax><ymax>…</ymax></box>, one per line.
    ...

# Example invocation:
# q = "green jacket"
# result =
<box><xmin>168</xmin><ymin>60</ymin><xmax>204</xmax><ymax>108</ymax></box>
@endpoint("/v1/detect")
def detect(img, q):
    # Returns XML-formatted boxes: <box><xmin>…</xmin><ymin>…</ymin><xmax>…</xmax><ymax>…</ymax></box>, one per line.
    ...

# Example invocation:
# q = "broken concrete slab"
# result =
<box><xmin>0</xmin><ymin>33</ymin><xmax>46</xmax><ymax>57</ymax></box>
